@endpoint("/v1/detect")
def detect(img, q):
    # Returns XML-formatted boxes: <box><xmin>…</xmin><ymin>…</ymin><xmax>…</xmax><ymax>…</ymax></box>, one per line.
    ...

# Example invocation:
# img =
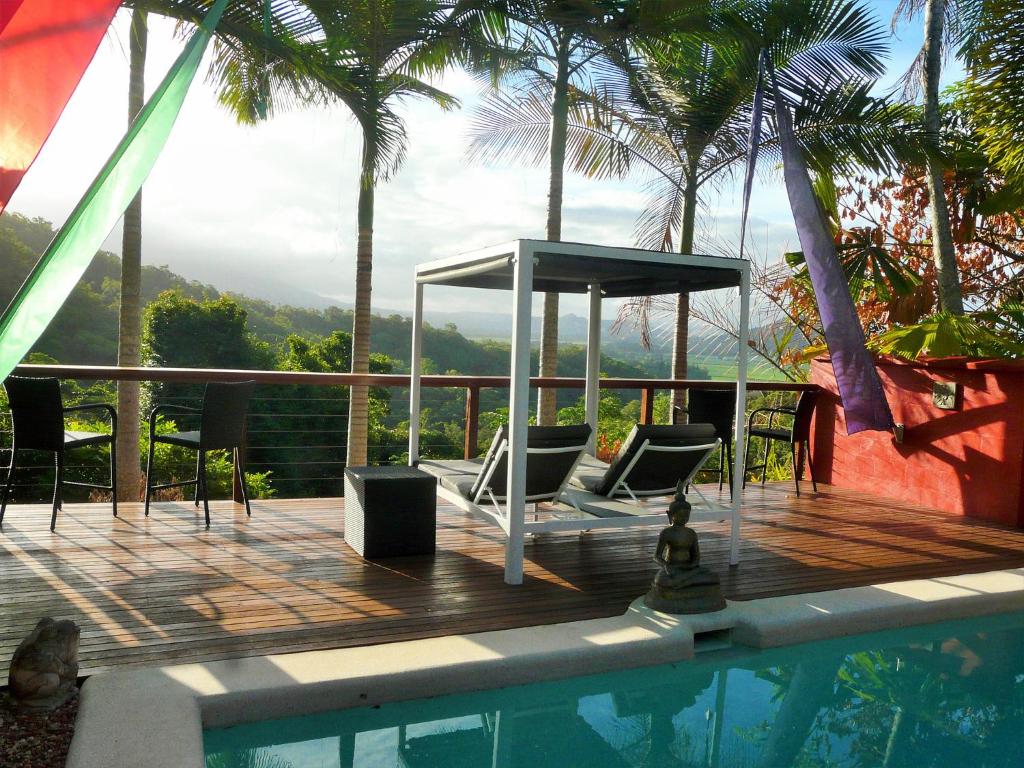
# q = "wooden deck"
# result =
<box><xmin>3</xmin><ymin>483</ymin><xmax>1024</xmax><ymax>679</ymax></box>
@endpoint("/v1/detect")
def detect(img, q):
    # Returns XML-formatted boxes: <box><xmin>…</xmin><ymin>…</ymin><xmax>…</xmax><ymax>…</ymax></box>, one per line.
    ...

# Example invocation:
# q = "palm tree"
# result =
<box><xmin>296</xmin><ymin>0</ymin><xmax>459</xmax><ymax>467</ymax></box>
<box><xmin>467</xmin><ymin>0</ymin><xmax>693</xmax><ymax>424</ymax></box>
<box><xmin>115</xmin><ymin>0</ymin><xmax>352</xmax><ymax>496</ymax></box>
<box><xmin>115</xmin><ymin>8</ymin><xmax>149</xmax><ymax>500</ymax></box>
<box><xmin>607</xmin><ymin>0</ymin><xmax>909</xmax><ymax>412</ymax></box>
<box><xmin>893</xmin><ymin>0</ymin><xmax>978</xmax><ymax>314</ymax></box>
<box><xmin>473</xmin><ymin>0</ymin><xmax>905</xmax><ymax>413</ymax></box>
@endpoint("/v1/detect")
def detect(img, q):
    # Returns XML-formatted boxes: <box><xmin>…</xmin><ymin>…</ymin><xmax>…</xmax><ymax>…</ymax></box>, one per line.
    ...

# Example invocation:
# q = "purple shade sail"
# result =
<box><xmin>764</xmin><ymin>60</ymin><xmax>894</xmax><ymax>434</ymax></box>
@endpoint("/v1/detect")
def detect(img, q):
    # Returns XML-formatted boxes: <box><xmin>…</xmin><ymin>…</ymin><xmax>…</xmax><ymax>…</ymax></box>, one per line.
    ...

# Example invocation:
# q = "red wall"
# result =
<box><xmin>810</xmin><ymin>356</ymin><xmax>1024</xmax><ymax>527</ymax></box>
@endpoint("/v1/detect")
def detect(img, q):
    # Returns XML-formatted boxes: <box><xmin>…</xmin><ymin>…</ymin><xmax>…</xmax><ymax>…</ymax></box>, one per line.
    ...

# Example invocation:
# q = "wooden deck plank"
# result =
<box><xmin>2</xmin><ymin>483</ymin><xmax>1024</xmax><ymax>679</ymax></box>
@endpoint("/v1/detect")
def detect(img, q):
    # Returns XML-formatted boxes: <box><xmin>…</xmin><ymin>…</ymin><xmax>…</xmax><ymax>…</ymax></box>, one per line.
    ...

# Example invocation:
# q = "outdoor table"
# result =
<box><xmin>343</xmin><ymin>465</ymin><xmax>437</xmax><ymax>558</ymax></box>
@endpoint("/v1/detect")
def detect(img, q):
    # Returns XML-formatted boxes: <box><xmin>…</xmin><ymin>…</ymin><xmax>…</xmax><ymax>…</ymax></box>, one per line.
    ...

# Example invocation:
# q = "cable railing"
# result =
<box><xmin>3</xmin><ymin>364</ymin><xmax>816</xmax><ymax>503</ymax></box>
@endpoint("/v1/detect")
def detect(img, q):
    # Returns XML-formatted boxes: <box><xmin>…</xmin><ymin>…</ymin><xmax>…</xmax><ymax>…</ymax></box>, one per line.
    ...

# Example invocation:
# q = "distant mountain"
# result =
<box><xmin>0</xmin><ymin>212</ymin><xmax>699</xmax><ymax>380</ymax></box>
<box><xmin>1</xmin><ymin>211</ymin><xmax>749</xmax><ymax>378</ymax></box>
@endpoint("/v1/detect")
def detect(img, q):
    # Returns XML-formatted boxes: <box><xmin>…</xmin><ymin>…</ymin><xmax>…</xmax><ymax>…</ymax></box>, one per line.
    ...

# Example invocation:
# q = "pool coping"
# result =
<box><xmin>66</xmin><ymin>567</ymin><xmax>1024</xmax><ymax>768</ymax></box>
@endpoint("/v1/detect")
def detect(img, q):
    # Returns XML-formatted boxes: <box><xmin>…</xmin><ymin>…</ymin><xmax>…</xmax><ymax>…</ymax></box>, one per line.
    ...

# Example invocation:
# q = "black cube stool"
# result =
<box><xmin>343</xmin><ymin>466</ymin><xmax>437</xmax><ymax>558</ymax></box>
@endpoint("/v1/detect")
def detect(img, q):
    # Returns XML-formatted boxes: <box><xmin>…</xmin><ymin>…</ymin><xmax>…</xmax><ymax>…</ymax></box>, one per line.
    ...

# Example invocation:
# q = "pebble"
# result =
<box><xmin>0</xmin><ymin>689</ymin><xmax>79</xmax><ymax>768</ymax></box>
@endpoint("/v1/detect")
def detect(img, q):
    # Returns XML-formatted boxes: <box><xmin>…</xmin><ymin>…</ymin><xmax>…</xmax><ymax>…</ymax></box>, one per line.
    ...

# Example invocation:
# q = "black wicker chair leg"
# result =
<box><xmin>1</xmin><ymin>447</ymin><xmax>17</xmax><ymax>527</ymax></box>
<box><xmin>724</xmin><ymin>441</ymin><xmax>733</xmax><ymax>500</ymax></box>
<box><xmin>742</xmin><ymin>430</ymin><xmax>753</xmax><ymax>490</ymax></box>
<box><xmin>51</xmin><ymin>452</ymin><xmax>64</xmax><ymax>531</ymax></box>
<box><xmin>194</xmin><ymin>451</ymin><xmax>202</xmax><ymax>507</ymax></box>
<box><xmin>805</xmin><ymin>441</ymin><xmax>818</xmax><ymax>493</ymax></box>
<box><xmin>199</xmin><ymin>452</ymin><xmax>211</xmax><ymax>527</ymax></box>
<box><xmin>791</xmin><ymin>442</ymin><xmax>801</xmax><ymax>498</ymax></box>
<box><xmin>109</xmin><ymin>438</ymin><xmax>118</xmax><ymax>518</ymax></box>
<box><xmin>144</xmin><ymin>437</ymin><xmax>156</xmax><ymax>516</ymax></box>
<box><xmin>760</xmin><ymin>437</ymin><xmax>771</xmax><ymax>486</ymax></box>
<box><xmin>235</xmin><ymin>448</ymin><xmax>251</xmax><ymax>517</ymax></box>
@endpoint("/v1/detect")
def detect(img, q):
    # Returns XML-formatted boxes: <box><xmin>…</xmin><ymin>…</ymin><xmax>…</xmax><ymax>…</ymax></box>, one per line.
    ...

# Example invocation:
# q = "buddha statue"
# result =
<box><xmin>643</xmin><ymin>482</ymin><xmax>726</xmax><ymax>614</ymax></box>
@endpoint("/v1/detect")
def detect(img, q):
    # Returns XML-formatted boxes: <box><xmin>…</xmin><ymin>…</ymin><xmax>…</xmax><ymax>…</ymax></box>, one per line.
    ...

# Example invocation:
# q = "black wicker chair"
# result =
<box><xmin>681</xmin><ymin>389</ymin><xmax>736</xmax><ymax>494</ymax></box>
<box><xmin>145</xmin><ymin>381</ymin><xmax>255</xmax><ymax>526</ymax></box>
<box><xmin>744</xmin><ymin>389</ymin><xmax>820</xmax><ymax>497</ymax></box>
<box><xmin>1</xmin><ymin>376</ymin><xmax>117</xmax><ymax>531</ymax></box>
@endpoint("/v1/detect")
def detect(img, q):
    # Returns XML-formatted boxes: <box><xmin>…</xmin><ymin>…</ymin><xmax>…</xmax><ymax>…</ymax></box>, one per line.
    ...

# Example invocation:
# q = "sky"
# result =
<box><xmin>4</xmin><ymin>1</ymin><xmax>945</xmax><ymax>332</ymax></box>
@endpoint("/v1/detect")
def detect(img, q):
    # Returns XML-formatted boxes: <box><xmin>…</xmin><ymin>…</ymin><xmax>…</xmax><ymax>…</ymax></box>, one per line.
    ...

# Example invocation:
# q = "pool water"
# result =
<box><xmin>204</xmin><ymin>612</ymin><xmax>1024</xmax><ymax>768</ymax></box>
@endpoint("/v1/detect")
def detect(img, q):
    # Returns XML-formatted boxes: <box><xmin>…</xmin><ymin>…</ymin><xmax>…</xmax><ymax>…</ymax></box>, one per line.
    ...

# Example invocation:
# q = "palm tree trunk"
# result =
<box><xmin>882</xmin><ymin>707</ymin><xmax>905</xmax><ymax>768</ymax></box>
<box><xmin>115</xmin><ymin>8</ymin><xmax>147</xmax><ymax>501</ymax></box>
<box><xmin>670</xmin><ymin>173</ymin><xmax>697</xmax><ymax>422</ymax></box>
<box><xmin>922</xmin><ymin>0</ymin><xmax>964</xmax><ymax>314</ymax></box>
<box><xmin>538</xmin><ymin>35</ymin><xmax>571</xmax><ymax>426</ymax></box>
<box><xmin>347</xmin><ymin>137</ymin><xmax>375</xmax><ymax>468</ymax></box>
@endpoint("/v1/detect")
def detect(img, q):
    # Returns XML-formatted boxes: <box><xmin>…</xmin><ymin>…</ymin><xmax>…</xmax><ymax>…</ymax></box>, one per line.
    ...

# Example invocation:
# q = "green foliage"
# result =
<box><xmin>963</xmin><ymin>0</ymin><xmax>1024</xmax><ymax>190</ymax></box>
<box><xmin>556</xmin><ymin>391</ymin><xmax>637</xmax><ymax>450</ymax></box>
<box><xmin>785</xmin><ymin>237</ymin><xmax>922</xmax><ymax>307</ymax></box>
<box><xmin>867</xmin><ymin>312</ymin><xmax>1024</xmax><ymax>360</ymax></box>
<box><xmin>144</xmin><ymin>290</ymin><xmax>275</xmax><ymax>372</ymax></box>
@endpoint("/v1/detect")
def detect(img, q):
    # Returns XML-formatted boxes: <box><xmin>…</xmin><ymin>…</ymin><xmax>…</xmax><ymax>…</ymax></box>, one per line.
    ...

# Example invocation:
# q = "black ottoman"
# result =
<box><xmin>343</xmin><ymin>466</ymin><xmax>437</xmax><ymax>558</ymax></box>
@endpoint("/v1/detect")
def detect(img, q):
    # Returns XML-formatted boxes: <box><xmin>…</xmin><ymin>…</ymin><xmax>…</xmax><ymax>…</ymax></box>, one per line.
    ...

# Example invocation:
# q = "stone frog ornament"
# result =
<box><xmin>9</xmin><ymin>617</ymin><xmax>80</xmax><ymax>708</ymax></box>
<box><xmin>643</xmin><ymin>482</ymin><xmax>726</xmax><ymax>614</ymax></box>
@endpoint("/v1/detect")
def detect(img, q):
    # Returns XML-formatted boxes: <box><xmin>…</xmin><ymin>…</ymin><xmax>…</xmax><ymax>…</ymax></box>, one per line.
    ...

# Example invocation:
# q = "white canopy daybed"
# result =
<box><xmin>408</xmin><ymin>239</ymin><xmax>751</xmax><ymax>585</ymax></box>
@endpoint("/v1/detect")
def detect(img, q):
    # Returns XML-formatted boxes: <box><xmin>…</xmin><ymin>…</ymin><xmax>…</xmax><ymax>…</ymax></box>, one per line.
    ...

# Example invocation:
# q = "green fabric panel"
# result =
<box><xmin>0</xmin><ymin>0</ymin><xmax>228</xmax><ymax>381</ymax></box>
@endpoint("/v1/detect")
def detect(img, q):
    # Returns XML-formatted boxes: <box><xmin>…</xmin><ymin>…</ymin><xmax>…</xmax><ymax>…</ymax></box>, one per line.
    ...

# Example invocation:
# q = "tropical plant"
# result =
<box><xmin>866</xmin><ymin>311</ymin><xmax>1024</xmax><ymax>359</ymax></box>
<box><xmin>115</xmin><ymin>8</ymin><xmax>149</xmax><ymax>501</ymax></box>
<box><xmin>777</xmin><ymin>97</ymin><xmax>1024</xmax><ymax>361</ymax></box>
<box><xmin>568</xmin><ymin>0</ymin><xmax>915</xmax><ymax>406</ymax></box>
<box><xmin>295</xmin><ymin>0</ymin><xmax>462</xmax><ymax>466</ymax></box>
<box><xmin>892</xmin><ymin>0</ymin><xmax>982</xmax><ymax>314</ymax></box>
<box><xmin>124</xmin><ymin>0</ymin><xmax>462</xmax><ymax>467</ymax></box>
<box><xmin>466</xmin><ymin>0</ymin><xmax>698</xmax><ymax>424</ymax></box>
<box><xmin>962</xmin><ymin>0</ymin><xmax>1024</xmax><ymax>190</ymax></box>
<box><xmin>115</xmin><ymin>0</ymin><xmax>355</xmax><ymax>497</ymax></box>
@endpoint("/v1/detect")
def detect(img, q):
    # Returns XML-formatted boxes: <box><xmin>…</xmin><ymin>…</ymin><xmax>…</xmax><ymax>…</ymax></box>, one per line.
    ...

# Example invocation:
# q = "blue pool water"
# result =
<box><xmin>204</xmin><ymin>612</ymin><xmax>1024</xmax><ymax>768</ymax></box>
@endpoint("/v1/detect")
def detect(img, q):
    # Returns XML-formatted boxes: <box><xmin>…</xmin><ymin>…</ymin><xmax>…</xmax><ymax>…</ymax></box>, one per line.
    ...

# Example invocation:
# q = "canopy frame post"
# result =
<box><xmin>408</xmin><ymin>281</ymin><xmax>424</xmax><ymax>465</ymax></box>
<box><xmin>729</xmin><ymin>264</ymin><xmax>751</xmax><ymax>565</ymax></box>
<box><xmin>504</xmin><ymin>242</ymin><xmax>533</xmax><ymax>585</ymax></box>
<box><xmin>584</xmin><ymin>283</ymin><xmax>602</xmax><ymax>455</ymax></box>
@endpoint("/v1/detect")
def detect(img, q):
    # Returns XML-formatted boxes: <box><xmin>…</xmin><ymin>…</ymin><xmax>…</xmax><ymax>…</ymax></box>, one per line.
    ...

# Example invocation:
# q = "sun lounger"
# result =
<box><xmin>564</xmin><ymin>424</ymin><xmax>726</xmax><ymax>521</ymax></box>
<box><xmin>418</xmin><ymin>424</ymin><xmax>591</xmax><ymax>525</ymax></box>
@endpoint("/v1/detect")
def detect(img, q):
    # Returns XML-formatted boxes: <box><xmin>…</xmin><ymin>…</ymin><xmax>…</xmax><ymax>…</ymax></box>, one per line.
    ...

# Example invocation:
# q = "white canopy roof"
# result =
<box><xmin>415</xmin><ymin>239</ymin><xmax>744</xmax><ymax>297</ymax></box>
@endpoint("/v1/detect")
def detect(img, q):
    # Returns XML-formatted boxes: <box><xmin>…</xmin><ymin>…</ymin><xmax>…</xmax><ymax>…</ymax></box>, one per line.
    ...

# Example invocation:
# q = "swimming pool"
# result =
<box><xmin>204</xmin><ymin>610</ymin><xmax>1024</xmax><ymax>768</ymax></box>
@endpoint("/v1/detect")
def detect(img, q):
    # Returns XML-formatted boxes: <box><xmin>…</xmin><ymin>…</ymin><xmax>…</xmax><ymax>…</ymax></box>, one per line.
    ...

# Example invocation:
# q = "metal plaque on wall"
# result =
<box><xmin>932</xmin><ymin>381</ymin><xmax>960</xmax><ymax>410</ymax></box>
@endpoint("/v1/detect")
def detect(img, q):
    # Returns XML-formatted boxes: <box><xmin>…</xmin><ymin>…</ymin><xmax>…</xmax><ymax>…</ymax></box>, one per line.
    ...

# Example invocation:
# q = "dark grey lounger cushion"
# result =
<box><xmin>571</xmin><ymin>454</ymin><xmax>610</xmax><ymax>494</ymax></box>
<box><xmin>418</xmin><ymin>459</ymin><xmax>482</xmax><ymax>498</ymax></box>
<box><xmin>470</xmin><ymin>423</ymin><xmax>592</xmax><ymax>500</ymax></box>
<box><xmin>594</xmin><ymin>423</ymin><xmax>717</xmax><ymax>497</ymax></box>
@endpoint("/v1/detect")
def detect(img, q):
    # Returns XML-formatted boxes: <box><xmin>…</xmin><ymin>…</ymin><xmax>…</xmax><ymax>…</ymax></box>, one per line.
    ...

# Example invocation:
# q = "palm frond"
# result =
<box><xmin>466</xmin><ymin>89</ymin><xmax>553</xmax><ymax>167</ymax></box>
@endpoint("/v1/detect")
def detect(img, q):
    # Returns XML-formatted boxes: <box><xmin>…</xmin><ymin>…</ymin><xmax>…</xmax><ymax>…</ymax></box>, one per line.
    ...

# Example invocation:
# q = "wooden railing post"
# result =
<box><xmin>640</xmin><ymin>386</ymin><xmax>655</xmax><ymax>425</ymax></box>
<box><xmin>464</xmin><ymin>385</ymin><xmax>480</xmax><ymax>459</ymax></box>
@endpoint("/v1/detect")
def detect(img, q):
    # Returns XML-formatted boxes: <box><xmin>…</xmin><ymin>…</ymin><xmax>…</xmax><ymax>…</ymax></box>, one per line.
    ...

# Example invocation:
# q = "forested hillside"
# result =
<box><xmin>0</xmin><ymin>212</ymin><xmax>705</xmax><ymax>381</ymax></box>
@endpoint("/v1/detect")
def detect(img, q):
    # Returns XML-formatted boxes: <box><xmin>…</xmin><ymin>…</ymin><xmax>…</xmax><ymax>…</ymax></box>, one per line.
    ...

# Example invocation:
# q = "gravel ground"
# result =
<box><xmin>0</xmin><ymin>690</ymin><xmax>78</xmax><ymax>768</ymax></box>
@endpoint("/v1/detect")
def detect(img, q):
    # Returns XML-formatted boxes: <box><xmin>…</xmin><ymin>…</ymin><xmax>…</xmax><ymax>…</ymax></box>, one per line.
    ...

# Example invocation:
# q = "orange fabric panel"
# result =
<box><xmin>0</xmin><ymin>0</ymin><xmax>120</xmax><ymax>212</ymax></box>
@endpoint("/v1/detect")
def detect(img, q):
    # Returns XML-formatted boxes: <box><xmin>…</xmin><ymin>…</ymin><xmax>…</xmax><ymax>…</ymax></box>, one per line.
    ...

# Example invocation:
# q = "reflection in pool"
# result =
<box><xmin>204</xmin><ymin>612</ymin><xmax>1024</xmax><ymax>768</ymax></box>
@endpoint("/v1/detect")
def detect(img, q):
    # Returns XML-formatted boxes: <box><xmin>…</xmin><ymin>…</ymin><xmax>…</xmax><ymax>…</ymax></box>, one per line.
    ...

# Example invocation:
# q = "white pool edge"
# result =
<box><xmin>67</xmin><ymin>567</ymin><xmax>1024</xmax><ymax>768</ymax></box>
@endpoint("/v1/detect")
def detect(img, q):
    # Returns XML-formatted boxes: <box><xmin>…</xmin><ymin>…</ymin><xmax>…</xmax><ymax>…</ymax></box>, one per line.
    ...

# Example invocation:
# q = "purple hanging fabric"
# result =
<box><xmin>737</xmin><ymin>50</ymin><xmax>766</xmax><ymax>261</ymax></box>
<box><xmin>765</xmin><ymin>59</ymin><xmax>894</xmax><ymax>434</ymax></box>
